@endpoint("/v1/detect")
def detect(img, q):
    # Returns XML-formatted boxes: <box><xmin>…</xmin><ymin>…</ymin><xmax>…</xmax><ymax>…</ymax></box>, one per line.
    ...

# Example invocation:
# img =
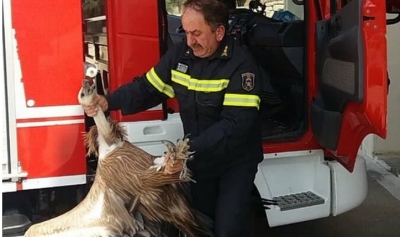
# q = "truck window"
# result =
<box><xmin>166</xmin><ymin>0</ymin><xmax>185</xmax><ymax>16</ymax></box>
<box><xmin>237</xmin><ymin>0</ymin><xmax>305</xmax><ymax>20</ymax></box>
<box><xmin>166</xmin><ymin>0</ymin><xmax>304</xmax><ymax>19</ymax></box>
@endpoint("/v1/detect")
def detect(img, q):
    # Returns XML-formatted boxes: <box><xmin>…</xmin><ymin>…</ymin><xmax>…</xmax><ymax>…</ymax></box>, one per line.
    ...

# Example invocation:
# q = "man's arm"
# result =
<box><xmin>189</xmin><ymin>60</ymin><xmax>261</xmax><ymax>154</ymax></box>
<box><xmin>105</xmin><ymin>46</ymin><xmax>179</xmax><ymax>115</ymax></box>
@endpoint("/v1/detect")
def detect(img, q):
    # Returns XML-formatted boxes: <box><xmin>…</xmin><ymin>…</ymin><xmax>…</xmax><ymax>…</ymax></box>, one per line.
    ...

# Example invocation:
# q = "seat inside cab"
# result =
<box><xmin>243</xmin><ymin>9</ymin><xmax>305</xmax><ymax>141</ymax></box>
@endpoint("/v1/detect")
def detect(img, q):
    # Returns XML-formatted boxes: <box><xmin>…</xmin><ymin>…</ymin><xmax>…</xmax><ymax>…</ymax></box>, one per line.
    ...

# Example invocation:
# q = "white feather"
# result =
<box><xmin>150</xmin><ymin>156</ymin><xmax>166</xmax><ymax>171</ymax></box>
<box><xmin>84</xmin><ymin>191</ymin><xmax>104</xmax><ymax>221</ymax></box>
<box><xmin>43</xmin><ymin>226</ymin><xmax>112</xmax><ymax>237</ymax></box>
<box><xmin>96</xmin><ymin>131</ymin><xmax>123</xmax><ymax>160</ymax></box>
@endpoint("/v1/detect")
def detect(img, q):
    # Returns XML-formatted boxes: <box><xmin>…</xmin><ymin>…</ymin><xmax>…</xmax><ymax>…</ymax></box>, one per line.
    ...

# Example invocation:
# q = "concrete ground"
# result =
<box><xmin>254</xmin><ymin>157</ymin><xmax>400</xmax><ymax>237</ymax></box>
<box><xmin>377</xmin><ymin>155</ymin><xmax>400</xmax><ymax>178</ymax></box>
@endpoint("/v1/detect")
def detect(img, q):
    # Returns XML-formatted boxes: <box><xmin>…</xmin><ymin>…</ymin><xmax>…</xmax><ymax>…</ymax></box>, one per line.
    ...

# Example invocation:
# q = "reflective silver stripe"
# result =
<box><xmin>171</xmin><ymin>70</ymin><xmax>229</xmax><ymax>92</ymax></box>
<box><xmin>223</xmin><ymin>93</ymin><xmax>260</xmax><ymax>109</ymax></box>
<box><xmin>146</xmin><ymin>67</ymin><xmax>175</xmax><ymax>98</ymax></box>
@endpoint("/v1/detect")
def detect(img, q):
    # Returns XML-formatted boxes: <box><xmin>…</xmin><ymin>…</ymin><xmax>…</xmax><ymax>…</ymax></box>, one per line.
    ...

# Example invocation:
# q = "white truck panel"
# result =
<box><xmin>329</xmin><ymin>156</ymin><xmax>368</xmax><ymax>216</ymax></box>
<box><xmin>255</xmin><ymin>149</ymin><xmax>332</xmax><ymax>227</ymax></box>
<box><xmin>1</xmin><ymin>0</ymin><xmax>10</xmax><ymax>177</ymax></box>
<box><xmin>121</xmin><ymin>113</ymin><xmax>185</xmax><ymax>156</ymax></box>
<box><xmin>2</xmin><ymin>0</ymin><xmax>26</xmax><ymax>183</ymax></box>
<box><xmin>255</xmin><ymin>149</ymin><xmax>368</xmax><ymax>227</ymax></box>
<box><xmin>1</xmin><ymin>83</ymin><xmax>8</xmax><ymax>176</ymax></box>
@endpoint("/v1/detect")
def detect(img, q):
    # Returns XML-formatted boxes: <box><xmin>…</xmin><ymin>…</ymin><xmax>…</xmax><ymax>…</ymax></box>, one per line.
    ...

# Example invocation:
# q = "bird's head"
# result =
<box><xmin>78</xmin><ymin>79</ymin><xmax>97</xmax><ymax>106</ymax></box>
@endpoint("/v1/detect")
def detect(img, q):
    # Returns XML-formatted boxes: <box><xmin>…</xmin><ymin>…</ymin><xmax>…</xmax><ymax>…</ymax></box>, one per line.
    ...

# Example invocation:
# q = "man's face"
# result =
<box><xmin>181</xmin><ymin>7</ymin><xmax>224</xmax><ymax>58</ymax></box>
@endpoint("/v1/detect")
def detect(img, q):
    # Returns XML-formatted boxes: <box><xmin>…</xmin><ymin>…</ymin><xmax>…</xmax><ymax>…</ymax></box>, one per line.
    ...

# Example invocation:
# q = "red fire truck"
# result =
<box><xmin>2</xmin><ymin>0</ymin><xmax>400</xmax><ymax>235</ymax></box>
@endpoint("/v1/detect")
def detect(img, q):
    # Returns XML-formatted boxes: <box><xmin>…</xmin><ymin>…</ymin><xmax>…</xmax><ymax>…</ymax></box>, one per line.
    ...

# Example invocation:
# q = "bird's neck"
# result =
<box><xmin>92</xmin><ymin>105</ymin><xmax>112</xmax><ymax>145</ymax></box>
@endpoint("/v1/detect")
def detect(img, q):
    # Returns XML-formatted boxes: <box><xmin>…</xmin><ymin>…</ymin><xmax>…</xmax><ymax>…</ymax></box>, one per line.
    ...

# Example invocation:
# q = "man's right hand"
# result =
<box><xmin>163</xmin><ymin>154</ymin><xmax>184</xmax><ymax>175</ymax></box>
<box><xmin>81</xmin><ymin>95</ymin><xmax>108</xmax><ymax>117</ymax></box>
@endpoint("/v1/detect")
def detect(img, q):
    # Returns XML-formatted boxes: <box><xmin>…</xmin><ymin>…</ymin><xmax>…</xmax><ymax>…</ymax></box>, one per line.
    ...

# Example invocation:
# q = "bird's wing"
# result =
<box><xmin>98</xmin><ymin>142</ymin><xmax>191</xmax><ymax>198</ymax></box>
<box><xmin>132</xmin><ymin>211</ymin><xmax>169</xmax><ymax>237</ymax></box>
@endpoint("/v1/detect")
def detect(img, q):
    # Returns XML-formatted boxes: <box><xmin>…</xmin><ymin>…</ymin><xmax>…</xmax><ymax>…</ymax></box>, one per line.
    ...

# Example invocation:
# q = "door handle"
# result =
<box><xmin>143</xmin><ymin>126</ymin><xmax>164</xmax><ymax>135</ymax></box>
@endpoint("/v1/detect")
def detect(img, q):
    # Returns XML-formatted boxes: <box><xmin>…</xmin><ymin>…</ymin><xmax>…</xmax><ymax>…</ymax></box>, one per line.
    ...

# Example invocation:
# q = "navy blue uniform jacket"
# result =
<box><xmin>106</xmin><ymin>35</ymin><xmax>263</xmax><ymax>179</ymax></box>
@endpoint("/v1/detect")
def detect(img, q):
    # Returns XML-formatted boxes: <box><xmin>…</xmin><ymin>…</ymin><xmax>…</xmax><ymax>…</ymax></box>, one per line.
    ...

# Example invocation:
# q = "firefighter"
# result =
<box><xmin>81</xmin><ymin>0</ymin><xmax>263</xmax><ymax>236</ymax></box>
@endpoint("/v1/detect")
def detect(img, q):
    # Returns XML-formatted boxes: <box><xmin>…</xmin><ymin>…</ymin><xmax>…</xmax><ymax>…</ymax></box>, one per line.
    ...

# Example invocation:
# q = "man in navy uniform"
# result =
<box><xmin>81</xmin><ymin>0</ymin><xmax>264</xmax><ymax>236</ymax></box>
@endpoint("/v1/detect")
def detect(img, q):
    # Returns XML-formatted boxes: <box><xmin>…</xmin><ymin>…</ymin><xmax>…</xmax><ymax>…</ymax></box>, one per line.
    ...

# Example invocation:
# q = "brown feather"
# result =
<box><xmin>24</xmin><ymin>173</ymin><xmax>141</xmax><ymax>237</ymax></box>
<box><xmin>24</xmin><ymin>79</ymin><xmax>213</xmax><ymax>237</ymax></box>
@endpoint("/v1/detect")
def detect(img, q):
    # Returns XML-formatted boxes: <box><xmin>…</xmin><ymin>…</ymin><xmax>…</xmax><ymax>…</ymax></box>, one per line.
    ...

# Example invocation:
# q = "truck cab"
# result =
<box><xmin>2</xmin><ymin>0</ymin><xmax>399</xmax><ymax>235</ymax></box>
<box><xmin>97</xmin><ymin>0</ymin><xmax>391</xmax><ymax>225</ymax></box>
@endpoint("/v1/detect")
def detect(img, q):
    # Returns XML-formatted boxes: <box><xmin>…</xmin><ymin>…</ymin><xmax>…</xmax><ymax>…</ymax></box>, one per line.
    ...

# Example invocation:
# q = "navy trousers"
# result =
<box><xmin>190</xmin><ymin>161</ymin><xmax>259</xmax><ymax>237</ymax></box>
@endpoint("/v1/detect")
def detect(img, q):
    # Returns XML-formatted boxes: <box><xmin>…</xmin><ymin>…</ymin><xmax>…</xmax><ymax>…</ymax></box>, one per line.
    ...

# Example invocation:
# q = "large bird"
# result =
<box><xmin>24</xmin><ymin>75</ymin><xmax>213</xmax><ymax>237</ymax></box>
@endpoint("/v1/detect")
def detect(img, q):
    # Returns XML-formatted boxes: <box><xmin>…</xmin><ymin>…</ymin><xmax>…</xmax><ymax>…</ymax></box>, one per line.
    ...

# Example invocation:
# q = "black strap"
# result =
<box><xmin>313</xmin><ymin>0</ymin><xmax>323</xmax><ymax>20</ymax></box>
<box><xmin>330</xmin><ymin>0</ymin><xmax>337</xmax><ymax>16</ymax></box>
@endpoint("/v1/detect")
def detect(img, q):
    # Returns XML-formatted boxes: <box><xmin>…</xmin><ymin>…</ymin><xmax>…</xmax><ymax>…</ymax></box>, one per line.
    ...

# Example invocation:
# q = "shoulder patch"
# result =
<box><xmin>241</xmin><ymin>72</ymin><xmax>255</xmax><ymax>91</ymax></box>
<box><xmin>176</xmin><ymin>63</ymin><xmax>189</xmax><ymax>73</ymax></box>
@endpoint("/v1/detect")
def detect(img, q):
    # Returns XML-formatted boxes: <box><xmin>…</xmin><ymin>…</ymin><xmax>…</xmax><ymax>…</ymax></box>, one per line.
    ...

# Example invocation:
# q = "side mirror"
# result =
<box><xmin>387</xmin><ymin>0</ymin><xmax>400</xmax><ymax>25</ymax></box>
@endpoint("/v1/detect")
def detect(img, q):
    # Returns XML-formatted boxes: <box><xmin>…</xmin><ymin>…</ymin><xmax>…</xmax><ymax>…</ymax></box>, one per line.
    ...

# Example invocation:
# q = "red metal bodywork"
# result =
<box><xmin>8</xmin><ymin>0</ymin><xmax>388</xmax><ymax>186</ymax></box>
<box><xmin>318</xmin><ymin>0</ymin><xmax>387</xmax><ymax>171</ymax></box>
<box><xmin>270</xmin><ymin>0</ymin><xmax>387</xmax><ymax>172</ymax></box>
<box><xmin>106</xmin><ymin>0</ymin><xmax>165</xmax><ymax>122</ymax></box>
<box><xmin>11</xmin><ymin>0</ymin><xmax>84</xmax><ymax>108</ymax></box>
<box><xmin>11</xmin><ymin>0</ymin><xmax>86</xmax><ymax>179</ymax></box>
<box><xmin>331</xmin><ymin>0</ymin><xmax>387</xmax><ymax>170</ymax></box>
<box><xmin>16</xmin><ymin>121</ymin><xmax>86</xmax><ymax>178</ymax></box>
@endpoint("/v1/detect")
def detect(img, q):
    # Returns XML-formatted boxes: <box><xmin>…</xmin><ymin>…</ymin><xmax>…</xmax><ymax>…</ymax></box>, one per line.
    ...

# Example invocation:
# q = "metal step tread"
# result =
<box><xmin>273</xmin><ymin>191</ymin><xmax>325</xmax><ymax>211</ymax></box>
<box><xmin>2</xmin><ymin>214</ymin><xmax>31</xmax><ymax>235</ymax></box>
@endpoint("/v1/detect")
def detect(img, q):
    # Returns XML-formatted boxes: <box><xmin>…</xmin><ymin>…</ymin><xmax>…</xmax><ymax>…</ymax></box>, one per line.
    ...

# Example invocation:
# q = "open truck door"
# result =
<box><xmin>105</xmin><ymin>0</ymin><xmax>169</xmax><ymax>122</ymax></box>
<box><xmin>311</xmin><ymin>0</ymin><xmax>388</xmax><ymax>171</ymax></box>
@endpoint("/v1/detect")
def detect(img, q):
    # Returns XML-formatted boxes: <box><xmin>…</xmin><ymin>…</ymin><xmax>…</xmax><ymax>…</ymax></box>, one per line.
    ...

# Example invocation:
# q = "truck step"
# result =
<box><xmin>2</xmin><ymin>214</ymin><xmax>31</xmax><ymax>236</ymax></box>
<box><xmin>273</xmin><ymin>191</ymin><xmax>325</xmax><ymax>211</ymax></box>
